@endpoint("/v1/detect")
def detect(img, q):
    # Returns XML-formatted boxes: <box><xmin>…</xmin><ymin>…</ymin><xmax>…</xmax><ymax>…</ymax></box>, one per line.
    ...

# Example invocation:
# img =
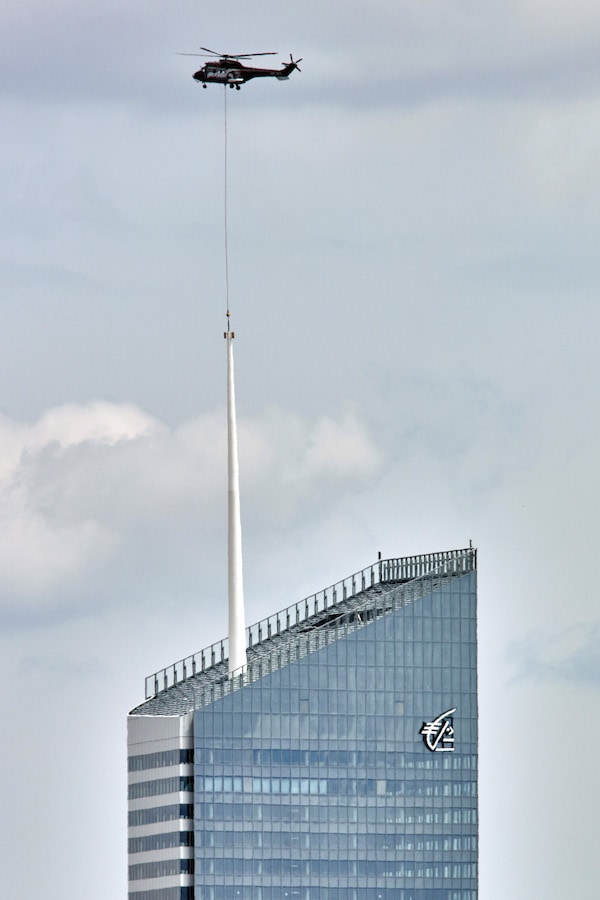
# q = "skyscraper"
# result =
<box><xmin>127</xmin><ymin>546</ymin><xmax>478</xmax><ymax>900</ymax></box>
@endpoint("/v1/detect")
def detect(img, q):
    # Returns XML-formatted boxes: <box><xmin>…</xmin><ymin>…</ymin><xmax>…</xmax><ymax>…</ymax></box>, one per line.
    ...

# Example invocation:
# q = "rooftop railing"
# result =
<box><xmin>144</xmin><ymin>547</ymin><xmax>476</xmax><ymax>700</ymax></box>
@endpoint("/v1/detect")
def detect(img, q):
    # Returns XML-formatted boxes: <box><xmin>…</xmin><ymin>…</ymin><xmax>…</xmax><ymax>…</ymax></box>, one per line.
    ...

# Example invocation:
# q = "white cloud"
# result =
<box><xmin>236</xmin><ymin>406</ymin><xmax>383</xmax><ymax>528</ymax></box>
<box><xmin>304</xmin><ymin>412</ymin><xmax>381</xmax><ymax>478</ymax></box>
<box><xmin>30</xmin><ymin>400</ymin><xmax>159</xmax><ymax>447</ymax></box>
<box><xmin>0</xmin><ymin>501</ymin><xmax>111</xmax><ymax>598</ymax></box>
<box><xmin>0</xmin><ymin>402</ymin><xmax>161</xmax><ymax>609</ymax></box>
<box><xmin>0</xmin><ymin>400</ymin><xmax>381</xmax><ymax>618</ymax></box>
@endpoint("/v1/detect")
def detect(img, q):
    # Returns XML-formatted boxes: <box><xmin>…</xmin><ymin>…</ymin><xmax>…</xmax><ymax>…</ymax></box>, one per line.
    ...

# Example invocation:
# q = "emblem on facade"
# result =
<box><xmin>420</xmin><ymin>708</ymin><xmax>456</xmax><ymax>752</ymax></box>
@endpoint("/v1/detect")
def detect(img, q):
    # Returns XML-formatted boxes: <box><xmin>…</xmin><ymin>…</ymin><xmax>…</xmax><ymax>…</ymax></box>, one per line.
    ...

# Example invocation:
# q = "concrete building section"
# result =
<box><xmin>127</xmin><ymin>547</ymin><xmax>478</xmax><ymax>899</ymax></box>
<box><xmin>127</xmin><ymin>714</ymin><xmax>195</xmax><ymax>898</ymax></box>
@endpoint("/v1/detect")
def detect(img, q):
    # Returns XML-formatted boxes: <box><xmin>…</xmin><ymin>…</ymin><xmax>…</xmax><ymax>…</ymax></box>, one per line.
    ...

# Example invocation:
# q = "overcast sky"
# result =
<box><xmin>1</xmin><ymin>0</ymin><xmax>599</xmax><ymax>896</ymax></box>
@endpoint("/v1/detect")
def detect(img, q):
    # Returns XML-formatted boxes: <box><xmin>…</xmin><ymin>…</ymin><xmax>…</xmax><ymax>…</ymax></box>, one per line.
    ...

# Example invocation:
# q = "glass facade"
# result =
<box><xmin>128</xmin><ymin>550</ymin><xmax>478</xmax><ymax>900</ymax></box>
<box><xmin>192</xmin><ymin>570</ymin><xmax>477</xmax><ymax>899</ymax></box>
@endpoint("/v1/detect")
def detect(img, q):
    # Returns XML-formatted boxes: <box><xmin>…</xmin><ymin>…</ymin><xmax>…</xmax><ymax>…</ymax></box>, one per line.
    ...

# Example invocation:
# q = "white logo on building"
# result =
<box><xmin>420</xmin><ymin>708</ymin><xmax>456</xmax><ymax>752</ymax></box>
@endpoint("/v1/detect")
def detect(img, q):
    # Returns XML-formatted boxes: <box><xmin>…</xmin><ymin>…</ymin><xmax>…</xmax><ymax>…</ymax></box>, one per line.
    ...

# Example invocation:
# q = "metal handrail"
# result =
<box><xmin>144</xmin><ymin>548</ymin><xmax>476</xmax><ymax>700</ymax></box>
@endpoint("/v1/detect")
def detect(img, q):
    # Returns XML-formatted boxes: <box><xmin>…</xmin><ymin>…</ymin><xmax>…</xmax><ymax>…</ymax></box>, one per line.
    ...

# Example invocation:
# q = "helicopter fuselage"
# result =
<box><xmin>193</xmin><ymin>58</ymin><xmax>296</xmax><ymax>88</ymax></box>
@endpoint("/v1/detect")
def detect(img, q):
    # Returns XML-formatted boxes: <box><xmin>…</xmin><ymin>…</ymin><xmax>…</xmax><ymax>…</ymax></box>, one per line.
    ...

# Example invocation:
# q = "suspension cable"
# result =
<box><xmin>223</xmin><ymin>85</ymin><xmax>231</xmax><ymax>327</ymax></box>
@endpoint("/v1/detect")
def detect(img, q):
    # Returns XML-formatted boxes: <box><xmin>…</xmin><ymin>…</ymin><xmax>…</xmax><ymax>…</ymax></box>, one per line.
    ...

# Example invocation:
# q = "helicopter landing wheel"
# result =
<box><xmin>202</xmin><ymin>84</ymin><xmax>207</xmax><ymax>88</ymax></box>
<box><xmin>235</xmin><ymin>85</ymin><xmax>240</xmax><ymax>90</ymax></box>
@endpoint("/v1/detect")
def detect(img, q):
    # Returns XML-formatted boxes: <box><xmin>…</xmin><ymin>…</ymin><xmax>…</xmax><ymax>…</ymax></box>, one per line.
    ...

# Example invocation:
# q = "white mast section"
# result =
<box><xmin>225</xmin><ymin>321</ymin><xmax>247</xmax><ymax>676</ymax></box>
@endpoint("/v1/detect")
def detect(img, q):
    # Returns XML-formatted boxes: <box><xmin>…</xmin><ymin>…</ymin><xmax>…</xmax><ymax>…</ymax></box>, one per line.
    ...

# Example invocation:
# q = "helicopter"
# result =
<box><xmin>180</xmin><ymin>48</ymin><xmax>302</xmax><ymax>89</ymax></box>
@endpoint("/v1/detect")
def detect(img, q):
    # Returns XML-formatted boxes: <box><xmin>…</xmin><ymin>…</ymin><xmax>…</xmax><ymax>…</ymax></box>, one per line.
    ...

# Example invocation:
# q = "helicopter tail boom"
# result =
<box><xmin>279</xmin><ymin>56</ymin><xmax>302</xmax><ymax>79</ymax></box>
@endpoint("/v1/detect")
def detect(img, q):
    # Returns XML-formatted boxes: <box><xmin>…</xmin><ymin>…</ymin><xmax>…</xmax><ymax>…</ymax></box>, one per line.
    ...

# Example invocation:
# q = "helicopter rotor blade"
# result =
<box><xmin>233</xmin><ymin>51</ymin><xmax>278</xmax><ymax>58</ymax></box>
<box><xmin>199</xmin><ymin>47</ymin><xmax>277</xmax><ymax>59</ymax></box>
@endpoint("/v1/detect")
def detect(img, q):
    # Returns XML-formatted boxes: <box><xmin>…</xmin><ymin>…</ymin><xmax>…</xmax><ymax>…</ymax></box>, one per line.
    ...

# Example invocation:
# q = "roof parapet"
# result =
<box><xmin>142</xmin><ymin>548</ymin><xmax>476</xmax><ymax>704</ymax></box>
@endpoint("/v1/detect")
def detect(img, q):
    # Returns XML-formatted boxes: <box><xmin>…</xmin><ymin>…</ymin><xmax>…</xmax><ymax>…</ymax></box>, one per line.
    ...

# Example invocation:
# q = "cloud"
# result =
<box><xmin>304</xmin><ymin>412</ymin><xmax>381</xmax><ymax>478</ymax></box>
<box><xmin>236</xmin><ymin>406</ymin><xmax>383</xmax><ymax>526</ymax></box>
<box><xmin>4</xmin><ymin>0</ymin><xmax>600</xmax><ymax>112</ymax></box>
<box><xmin>508</xmin><ymin>622</ymin><xmax>600</xmax><ymax>685</ymax></box>
<box><xmin>0</xmin><ymin>400</ymin><xmax>381</xmax><ymax>622</ymax></box>
<box><xmin>0</xmin><ymin>402</ymin><xmax>164</xmax><ymax>610</ymax></box>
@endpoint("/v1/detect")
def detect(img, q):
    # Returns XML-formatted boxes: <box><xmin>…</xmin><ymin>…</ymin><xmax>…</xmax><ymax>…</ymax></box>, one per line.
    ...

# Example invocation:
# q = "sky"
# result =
<box><xmin>1</xmin><ymin>0</ymin><xmax>599</xmax><ymax>896</ymax></box>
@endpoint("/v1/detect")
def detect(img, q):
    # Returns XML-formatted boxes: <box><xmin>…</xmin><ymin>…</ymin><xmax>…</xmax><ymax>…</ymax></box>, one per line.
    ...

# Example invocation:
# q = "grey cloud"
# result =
<box><xmin>4</xmin><ymin>0</ymin><xmax>600</xmax><ymax>110</ymax></box>
<box><xmin>508</xmin><ymin>623</ymin><xmax>600</xmax><ymax>685</ymax></box>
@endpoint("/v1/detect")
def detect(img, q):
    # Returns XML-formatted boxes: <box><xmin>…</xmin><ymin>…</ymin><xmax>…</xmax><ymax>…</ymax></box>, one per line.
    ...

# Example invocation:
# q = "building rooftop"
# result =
<box><xmin>130</xmin><ymin>547</ymin><xmax>476</xmax><ymax>718</ymax></box>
